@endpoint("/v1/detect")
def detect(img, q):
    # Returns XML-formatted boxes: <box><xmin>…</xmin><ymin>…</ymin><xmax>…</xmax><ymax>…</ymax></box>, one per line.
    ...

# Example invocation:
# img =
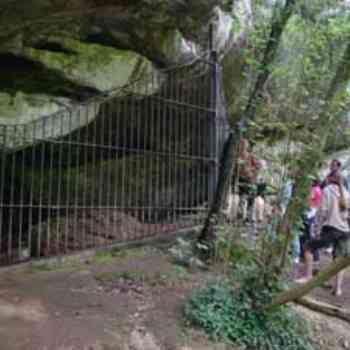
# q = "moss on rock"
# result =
<box><xmin>24</xmin><ymin>38</ymin><xmax>155</xmax><ymax>92</ymax></box>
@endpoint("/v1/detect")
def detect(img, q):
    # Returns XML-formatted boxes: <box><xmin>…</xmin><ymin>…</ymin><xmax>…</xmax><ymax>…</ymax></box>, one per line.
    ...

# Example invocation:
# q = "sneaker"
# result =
<box><xmin>325</xmin><ymin>247</ymin><xmax>333</xmax><ymax>255</ymax></box>
<box><xmin>293</xmin><ymin>257</ymin><xmax>300</xmax><ymax>264</ymax></box>
<box><xmin>294</xmin><ymin>277</ymin><xmax>311</xmax><ymax>284</ymax></box>
<box><xmin>332</xmin><ymin>289</ymin><xmax>342</xmax><ymax>297</ymax></box>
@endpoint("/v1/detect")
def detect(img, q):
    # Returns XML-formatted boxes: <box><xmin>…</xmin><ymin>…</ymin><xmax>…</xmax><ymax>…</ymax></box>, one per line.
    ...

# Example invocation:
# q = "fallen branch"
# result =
<box><xmin>296</xmin><ymin>297</ymin><xmax>350</xmax><ymax>324</ymax></box>
<box><xmin>266</xmin><ymin>256</ymin><xmax>350</xmax><ymax>310</ymax></box>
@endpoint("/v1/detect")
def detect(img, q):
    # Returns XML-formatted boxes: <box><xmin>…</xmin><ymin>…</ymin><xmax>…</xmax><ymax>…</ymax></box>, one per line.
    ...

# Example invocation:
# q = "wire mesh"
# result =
<box><xmin>0</xmin><ymin>59</ymin><xmax>229</xmax><ymax>265</ymax></box>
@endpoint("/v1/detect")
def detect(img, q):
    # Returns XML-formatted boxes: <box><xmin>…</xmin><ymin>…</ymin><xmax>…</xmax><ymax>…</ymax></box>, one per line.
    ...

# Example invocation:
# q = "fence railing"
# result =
<box><xmin>0</xmin><ymin>57</ymin><xmax>229</xmax><ymax>265</ymax></box>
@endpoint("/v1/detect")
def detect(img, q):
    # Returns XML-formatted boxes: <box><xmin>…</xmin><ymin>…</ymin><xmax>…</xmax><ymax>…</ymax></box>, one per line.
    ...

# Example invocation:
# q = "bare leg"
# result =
<box><xmin>295</xmin><ymin>249</ymin><xmax>314</xmax><ymax>283</ymax></box>
<box><xmin>334</xmin><ymin>270</ymin><xmax>344</xmax><ymax>296</ymax></box>
<box><xmin>304</xmin><ymin>249</ymin><xmax>314</xmax><ymax>279</ymax></box>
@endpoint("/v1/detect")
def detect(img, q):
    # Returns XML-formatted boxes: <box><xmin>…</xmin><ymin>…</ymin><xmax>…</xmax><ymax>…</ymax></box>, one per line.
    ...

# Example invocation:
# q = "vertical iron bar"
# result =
<box><xmin>152</xmin><ymin>74</ymin><xmax>157</xmax><ymax>235</ymax></box>
<box><xmin>37</xmin><ymin>119</ymin><xmax>46</xmax><ymax>257</ymax></box>
<box><xmin>175</xmin><ymin>69</ymin><xmax>181</xmax><ymax>227</ymax></box>
<box><xmin>28</xmin><ymin>122</ymin><xmax>36</xmax><ymax>258</ymax></box>
<box><xmin>121</xmin><ymin>99</ymin><xmax>127</xmax><ymax>239</ymax></box>
<box><xmin>64</xmin><ymin>110</ymin><xmax>73</xmax><ymax>254</ymax></box>
<box><xmin>0</xmin><ymin>127</ymin><xmax>7</xmax><ymax>262</ymax></box>
<box><xmin>154</xmin><ymin>79</ymin><xmax>160</xmax><ymax>233</ymax></box>
<box><xmin>178</xmin><ymin>74</ymin><xmax>184</xmax><ymax>227</ymax></box>
<box><xmin>169</xmin><ymin>71</ymin><xmax>175</xmax><ymax>225</ymax></box>
<box><xmin>208</xmin><ymin>50</ymin><xmax>218</xmax><ymax>207</ymax></box>
<box><xmin>106</xmin><ymin>100</ymin><xmax>113</xmax><ymax>244</ymax></box>
<box><xmin>185</xmin><ymin>75</ymin><xmax>191</xmax><ymax>222</ymax></box>
<box><xmin>181</xmin><ymin>77</ymin><xmax>187</xmax><ymax>228</ymax></box>
<box><xmin>194</xmin><ymin>83</ymin><xmax>199</xmax><ymax>222</ymax></box>
<box><xmin>82</xmin><ymin>104</ymin><xmax>89</xmax><ymax>249</ymax></box>
<box><xmin>162</xmin><ymin>85</ymin><xmax>167</xmax><ymax>233</ymax></box>
<box><xmin>90</xmin><ymin>102</ymin><xmax>98</xmax><ymax>247</ymax></box>
<box><xmin>73</xmin><ymin>108</ymin><xmax>81</xmax><ymax>250</ymax></box>
<box><xmin>135</xmin><ymin>98</ymin><xmax>141</xmax><ymax>238</ymax></box>
<box><xmin>55</xmin><ymin>113</ymin><xmax>63</xmax><ymax>253</ymax></box>
<box><xmin>165</xmin><ymin>73</ymin><xmax>171</xmax><ymax>227</ymax></box>
<box><xmin>196</xmin><ymin>73</ymin><xmax>201</xmax><ymax>225</ymax></box>
<box><xmin>18</xmin><ymin>127</ymin><xmax>25</xmax><ymax>259</ymax></box>
<box><xmin>142</xmin><ymin>92</ymin><xmax>148</xmax><ymax>238</ymax></box>
<box><xmin>7</xmin><ymin>126</ymin><xmax>17</xmax><ymax>261</ymax></box>
<box><xmin>128</xmin><ymin>95</ymin><xmax>134</xmax><ymax>238</ymax></box>
<box><xmin>97</xmin><ymin>101</ymin><xmax>105</xmax><ymax>247</ymax></box>
<box><xmin>114</xmin><ymin>97</ymin><xmax>121</xmax><ymax>240</ymax></box>
<box><xmin>47</xmin><ymin>115</ymin><xmax>55</xmax><ymax>255</ymax></box>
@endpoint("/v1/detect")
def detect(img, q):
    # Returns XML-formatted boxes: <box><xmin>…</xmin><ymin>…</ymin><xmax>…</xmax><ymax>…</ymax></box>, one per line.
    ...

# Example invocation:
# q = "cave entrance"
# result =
<box><xmin>0</xmin><ymin>58</ymin><xmax>229</xmax><ymax>266</ymax></box>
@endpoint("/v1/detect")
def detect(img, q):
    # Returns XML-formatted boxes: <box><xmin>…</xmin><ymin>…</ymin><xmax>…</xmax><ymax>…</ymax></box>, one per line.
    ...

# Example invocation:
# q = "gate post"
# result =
<box><xmin>208</xmin><ymin>24</ymin><xmax>219</xmax><ymax>205</ymax></box>
<box><xmin>198</xmin><ymin>24</ymin><xmax>233</xmax><ymax>247</ymax></box>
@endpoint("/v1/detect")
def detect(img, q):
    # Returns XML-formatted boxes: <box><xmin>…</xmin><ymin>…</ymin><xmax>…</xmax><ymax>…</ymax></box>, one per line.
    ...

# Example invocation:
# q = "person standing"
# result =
<box><xmin>232</xmin><ymin>138</ymin><xmax>261</xmax><ymax>221</ymax></box>
<box><xmin>321</xmin><ymin>159</ymin><xmax>342</xmax><ymax>189</ymax></box>
<box><xmin>300</xmin><ymin>179</ymin><xmax>322</xmax><ymax>262</ymax></box>
<box><xmin>296</xmin><ymin>174</ymin><xmax>350</xmax><ymax>296</ymax></box>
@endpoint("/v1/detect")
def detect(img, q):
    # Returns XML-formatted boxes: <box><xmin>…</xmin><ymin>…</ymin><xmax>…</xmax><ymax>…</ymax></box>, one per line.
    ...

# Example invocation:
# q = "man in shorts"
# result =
<box><xmin>296</xmin><ymin>174</ymin><xmax>350</xmax><ymax>296</ymax></box>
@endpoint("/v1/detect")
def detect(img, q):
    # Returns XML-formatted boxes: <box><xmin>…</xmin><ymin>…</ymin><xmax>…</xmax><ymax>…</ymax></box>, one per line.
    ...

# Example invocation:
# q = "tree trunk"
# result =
<box><xmin>198</xmin><ymin>132</ymin><xmax>235</xmax><ymax>243</ymax></box>
<box><xmin>199</xmin><ymin>0</ymin><xmax>297</xmax><ymax>245</ymax></box>
<box><xmin>243</xmin><ymin>0</ymin><xmax>297</xmax><ymax>123</ymax></box>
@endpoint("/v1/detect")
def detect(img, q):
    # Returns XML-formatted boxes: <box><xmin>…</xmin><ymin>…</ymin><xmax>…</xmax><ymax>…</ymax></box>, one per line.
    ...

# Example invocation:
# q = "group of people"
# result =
<box><xmin>277</xmin><ymin>158</ymin><xmax>350</xmax><ymax>296</ymax></box>
<box><xmin>295</xmin><ymin>159</ymin><xmax>350</xmax><ymax>296</ymax></box>
<box><xmin>226</xmin><ymin>138</ymin><xmax>268</xmax><ymax>224</ymax></box>
<box><xmin>226</xmin><ymin>137</ymin><xmax>350</xmax><ymax>297</ymax></box>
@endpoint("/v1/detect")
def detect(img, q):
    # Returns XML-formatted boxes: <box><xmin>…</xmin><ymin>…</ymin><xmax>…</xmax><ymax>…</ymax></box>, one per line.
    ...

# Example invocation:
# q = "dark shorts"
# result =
<box><xmin>232</xmin><ymin>177</ymin><xmax>256</xmax><ymax>196</ymax></box>
<box><xmin>305</xmin><ymin>225</ymin><xmax>350</xmax><ymax>258</ymax></box>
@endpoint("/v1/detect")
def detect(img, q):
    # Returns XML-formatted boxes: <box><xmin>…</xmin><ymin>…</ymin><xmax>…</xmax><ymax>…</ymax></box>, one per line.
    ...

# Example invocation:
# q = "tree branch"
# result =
<box><xmin>296</xmin><ymin>297</ymin><xmax>350</xmax><ymax>324</ymax></box>
<box><xmin>266</xmin><ymin>256</ymin><xmax>350</xmax><ymax>310</ymax></box>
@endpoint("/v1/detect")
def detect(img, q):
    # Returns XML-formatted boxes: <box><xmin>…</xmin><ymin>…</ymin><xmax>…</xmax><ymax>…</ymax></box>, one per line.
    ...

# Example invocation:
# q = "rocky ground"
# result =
<box><xmin>0</xmin><ymin>244</ymin><xmax>349</xmax><ymax>350</ymax></box>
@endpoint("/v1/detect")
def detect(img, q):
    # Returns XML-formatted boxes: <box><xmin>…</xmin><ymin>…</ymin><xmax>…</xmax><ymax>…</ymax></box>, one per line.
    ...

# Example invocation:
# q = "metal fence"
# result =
<box><xmin>0</xmin><ymin>58</ymin><xmax>229</xmax><ymax>265</ymax></box>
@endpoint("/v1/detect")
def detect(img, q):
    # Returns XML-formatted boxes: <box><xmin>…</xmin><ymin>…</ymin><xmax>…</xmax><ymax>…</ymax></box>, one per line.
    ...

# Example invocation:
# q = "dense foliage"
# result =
<box><xmin>184</xmin><ymin>275</ymin><xmax>314</xmax><ymax>350</ymax></box>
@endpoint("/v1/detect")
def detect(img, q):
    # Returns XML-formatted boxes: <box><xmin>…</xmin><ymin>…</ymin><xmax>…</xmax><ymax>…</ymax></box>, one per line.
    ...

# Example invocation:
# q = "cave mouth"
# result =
<box><xmin>0</xmin><ymin>53</ymin><xmax>40</xmax><ymax>71</ymax></box>
<box><xmin>0</xmin><ymin>53</ymin><xmax>99</xmax><ymax>100</ymax></box>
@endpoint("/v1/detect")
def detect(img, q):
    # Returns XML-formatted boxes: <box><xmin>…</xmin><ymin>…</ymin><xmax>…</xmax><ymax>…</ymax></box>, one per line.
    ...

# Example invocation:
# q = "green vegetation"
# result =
<box><xmin>185</xmin><ymin>279</ymin><xmax>313</xmax><ymax>350</ymax></box>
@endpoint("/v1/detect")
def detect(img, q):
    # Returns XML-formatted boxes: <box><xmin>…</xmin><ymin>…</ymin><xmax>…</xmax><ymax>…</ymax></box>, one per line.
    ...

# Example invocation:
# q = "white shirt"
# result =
<box><xmin>315</xmin><ymin>184</ymin><xmax>350</xmax><ymax>234</ymax></box>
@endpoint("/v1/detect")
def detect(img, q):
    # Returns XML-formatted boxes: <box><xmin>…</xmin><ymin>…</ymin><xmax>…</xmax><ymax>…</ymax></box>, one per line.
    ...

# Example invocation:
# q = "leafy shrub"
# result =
<box><xmin>184</xmin><ymin>279</ymin><xmax>314</xmax><ymax>350</ymax></box>
<box><xmin>214</xmin><ymin>225</ymin><xmax>256</xmax><ymax>266</ymax></box>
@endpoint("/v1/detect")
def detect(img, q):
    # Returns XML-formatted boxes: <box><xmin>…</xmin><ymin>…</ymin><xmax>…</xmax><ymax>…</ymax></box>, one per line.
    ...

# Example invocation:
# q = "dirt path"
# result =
<box><xmin>0</xmin><ymin>247</ymin><xmax>227</xmax><ymax>350</ymax></box>
<box><xmin>0</xmin><ymin>245</ymin><xmax>349</xmax><ymax>350</ymax></box>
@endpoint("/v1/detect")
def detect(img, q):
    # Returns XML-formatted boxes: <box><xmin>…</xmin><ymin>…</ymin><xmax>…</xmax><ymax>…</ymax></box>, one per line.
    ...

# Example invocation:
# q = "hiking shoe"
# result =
<box><xmin>294</xmin><ymin>277</ymin><xmax>311</xmax><ymax>284</ymax></box>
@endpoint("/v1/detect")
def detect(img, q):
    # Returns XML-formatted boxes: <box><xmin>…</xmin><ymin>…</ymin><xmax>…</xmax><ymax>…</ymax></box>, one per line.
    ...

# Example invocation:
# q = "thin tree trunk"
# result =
<box><xmin>243</xmin><ymin>0</ymin><xmax>296</xmax><ymax>122</ymax></box>
<box><xmin>198</xmin><ymin>132</ymin><xmax>235</xmax><ymax>243</ymax></box>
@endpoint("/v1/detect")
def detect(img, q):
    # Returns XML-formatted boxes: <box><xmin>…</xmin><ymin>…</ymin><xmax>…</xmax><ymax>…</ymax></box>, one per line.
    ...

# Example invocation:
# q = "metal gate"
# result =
<box><xmin>0</xmin><ymin>58</ymin><xmax>229</xmax><ymax>265</ymax></box>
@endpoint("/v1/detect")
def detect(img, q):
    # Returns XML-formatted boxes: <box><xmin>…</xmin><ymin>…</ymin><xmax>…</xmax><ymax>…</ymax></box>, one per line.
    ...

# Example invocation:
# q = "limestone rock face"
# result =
<box><xmin>0</xmin><ymin>0</ymin><xmax>240</xmax><ymax>146</ymax></box>
<box><xmin>23</xmin><ymin>38</ymin><xmax>155</xmax><ymax>92</ymax></box>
